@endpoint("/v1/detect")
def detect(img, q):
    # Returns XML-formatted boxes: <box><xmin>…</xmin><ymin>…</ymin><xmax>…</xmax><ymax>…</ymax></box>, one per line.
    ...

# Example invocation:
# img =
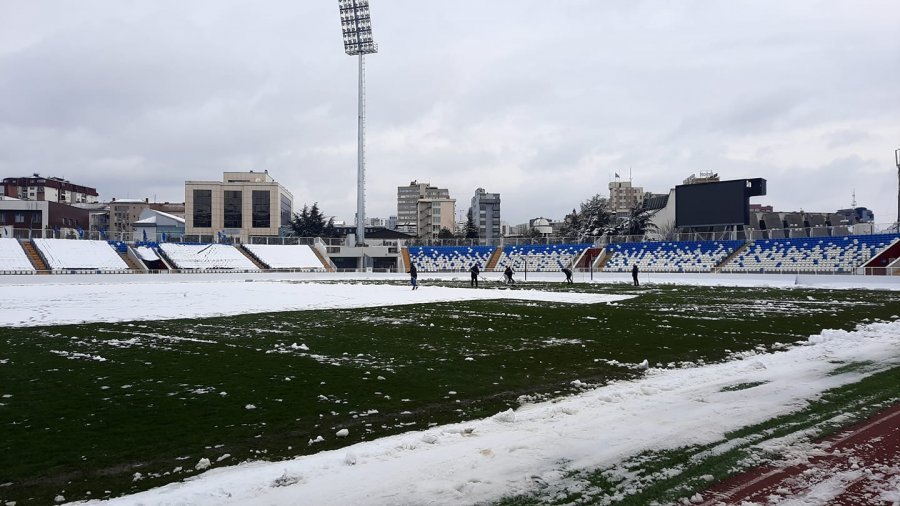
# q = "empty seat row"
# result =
<box><xmin>33</xmin><ymin>238</ymin><xmax>130</xmax><ymax>271</ymax></box>
<box><xmin>407</xmin><ymin>246</ymin><xmax>495</xmax><ymax>272</ymax></box>
<box><xmin>603</xmin><ymin>240</ymin><xmax>744</xmax><ymax>273</ymax></box>
<box><xmin>720</xmin><ymin>234</ymin><xmax>900</xmax><ymax>273</ymax></box>
<box><xmin>158</xmin><ymin>243</ymin><xmax>258</xmax><ymax>270</ymax></box>
<box><xmin>493</xmin><ymin>243</ymin><xmax>591</xmax><ymax>272</ymax></box>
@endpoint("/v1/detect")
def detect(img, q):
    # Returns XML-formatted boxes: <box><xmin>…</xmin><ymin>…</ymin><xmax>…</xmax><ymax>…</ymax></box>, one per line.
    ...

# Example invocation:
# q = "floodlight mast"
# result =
<box><xmin>338</xmin><ymin>0</ymin><xmax>378</xmax><ymax>248</ymax></box>
<box><xmin>895</xmin><ymin>148</ymin><xmax>900</xmax><ymax>229</ymax></box>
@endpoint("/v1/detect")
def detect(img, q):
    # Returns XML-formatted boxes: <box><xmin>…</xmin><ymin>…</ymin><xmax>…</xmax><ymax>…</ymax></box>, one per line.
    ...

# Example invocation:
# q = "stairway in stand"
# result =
<box><xmin>237</xmin><ymin>245</ymin><xmax>269</xmax><ymax>270</ymax></box>
<box><xmin>22</xmin><ymin>240</ymin><xmax>49</xmax><ymax>273</ymax></box>
<box><xmin>485</xmin><ymin>248</ymin><xmax>502</xmax><ymax>270</ymax></box>
<box><xmin>118</xmin><ymin>252</ymin><xmax>144</xmax><ymax>271</ymax></box>
<box><xmin>311</xmin><ymin>246</ymin><xmax>335</xmax><ymax>272</ymax></box>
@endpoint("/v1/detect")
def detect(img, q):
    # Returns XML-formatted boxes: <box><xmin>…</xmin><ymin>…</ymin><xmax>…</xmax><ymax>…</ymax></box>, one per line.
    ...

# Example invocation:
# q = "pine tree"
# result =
<box><xmin>465</xmin><ymin>208</ymin><xmax>479</xmax><ymax>239</ymax></box>
<box><xmin>291</xmin><ymin>202</ymin><xmax>338</xmax><ymax>237</ymax></box>
<box><xmin>559</xmin><ymin>195</ymin><xmax>613</xmax><ymax>242</ymax></box>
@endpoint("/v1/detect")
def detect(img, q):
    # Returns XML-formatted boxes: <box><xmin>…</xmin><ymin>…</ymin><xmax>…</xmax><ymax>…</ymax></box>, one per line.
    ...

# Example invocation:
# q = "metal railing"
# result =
<box><xmin>3</xmin><ymin>223</ymin><xmax>896</xmax><ymax>247</ymax></box>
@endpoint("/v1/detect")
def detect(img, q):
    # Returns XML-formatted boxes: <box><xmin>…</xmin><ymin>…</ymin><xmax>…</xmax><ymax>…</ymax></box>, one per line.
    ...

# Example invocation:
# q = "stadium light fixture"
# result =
<box><xmin>338</xmin><ymin>0</ymin><xmax>378</xmax><ymax>249</ymax></box>
<box><xmin>895</xmin><ymin>148</ymin><xmax>900</xmax><ymax>227</ymax></box>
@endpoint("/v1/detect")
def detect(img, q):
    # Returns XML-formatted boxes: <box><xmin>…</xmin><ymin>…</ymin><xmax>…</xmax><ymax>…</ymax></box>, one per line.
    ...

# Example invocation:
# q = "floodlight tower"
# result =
<box><xmin>895</xmin><ymin>147</ymin><xmax>900</xmax><ymax>229</ymax></box>
<box><xmin>338</xmin><ymin>0</ymin><xmax>378</xmax><ymax>247</ymax></box>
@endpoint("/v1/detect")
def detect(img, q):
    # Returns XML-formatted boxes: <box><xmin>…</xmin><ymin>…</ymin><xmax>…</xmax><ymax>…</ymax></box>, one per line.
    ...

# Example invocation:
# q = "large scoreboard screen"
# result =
<box><xmin>675</xmin><ymin>179</ymin><xmax>763</xmax><ymax>227</ymax></box>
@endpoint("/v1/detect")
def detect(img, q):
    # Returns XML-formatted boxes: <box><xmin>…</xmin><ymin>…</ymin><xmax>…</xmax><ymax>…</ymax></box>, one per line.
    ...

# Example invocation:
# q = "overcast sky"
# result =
<box><xmin>1</xmin><ymin>1</ymin><xmax>898</xmax><ymax>226</ymax></box>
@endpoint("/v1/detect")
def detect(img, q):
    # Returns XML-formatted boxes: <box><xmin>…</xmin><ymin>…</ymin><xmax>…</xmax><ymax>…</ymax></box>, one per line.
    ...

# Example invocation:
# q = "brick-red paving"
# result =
<box><xmin>699</xmin><ymin>402</ymin><xmax>900</xmax><ymax>505</ymax></box>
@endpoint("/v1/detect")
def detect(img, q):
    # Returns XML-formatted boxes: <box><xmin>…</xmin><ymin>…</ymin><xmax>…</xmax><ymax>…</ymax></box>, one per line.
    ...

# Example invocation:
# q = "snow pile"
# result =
<box><xmin>0</xmin><ymin>279</ymin><xmax>630</xmax><ymax>328</ymax></box>
<box><xmin>243</xmin><ymin>244</ymin><xmax>325</xmax><ymax>270</ymax></box>
<box><xmin>0</xmin><ymin>238</ymin><xmax>35</xmax><ymax>272</ymax></box>
<box><xmin>159</xmin><ymin>244</ymin><xmax>258</xmax><ymax>270</ymax></box>
<box><xmin>32</xmin><ymin>239</ymin><xmax>128</xmax><ymax>271</ymax></box>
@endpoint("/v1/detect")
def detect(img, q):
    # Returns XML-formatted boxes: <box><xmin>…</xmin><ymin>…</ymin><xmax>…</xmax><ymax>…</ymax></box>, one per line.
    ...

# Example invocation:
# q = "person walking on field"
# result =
<box><xmin>470</xmin><ymin>263</ymin><xmax>480</xmax><ymax>288</ymax></box>
<box><xmin>631</xmin><ymin>263</ymin><xmax>639</xmax><ymax>286</ymax></box>
<box><xmin>409</xmin><ymin>263</ymin><xmax>418</xmax><ymax>290</ymax></box>
<box><xmin>562</xmin><ymin>267</ymin><xmax>573</xmax><ymax>284</ymax></box>
<box><xmin>504</xmin><ymin>265</ymin><xmax>515</xmax><ymax>285</ymax></box>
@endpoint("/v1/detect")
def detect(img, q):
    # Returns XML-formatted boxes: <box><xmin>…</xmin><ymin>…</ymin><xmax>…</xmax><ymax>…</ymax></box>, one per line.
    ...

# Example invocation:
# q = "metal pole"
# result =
<box><xmin>357</xmin><ymin>53</ymin><xmax>366</xmax><ymax>248</ymax></box>
<box><xmin>895</xmin><ymin>148</ymin><xmax>900</xmax><ymax>230</ymax></box>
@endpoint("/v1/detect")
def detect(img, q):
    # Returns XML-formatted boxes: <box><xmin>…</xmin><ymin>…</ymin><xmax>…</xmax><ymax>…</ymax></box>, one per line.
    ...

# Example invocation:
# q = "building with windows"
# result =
<box><xmin>416</xmin><ymin>197</ymin><xmax>456</xmax><ymax>239</ymax></box>
<box><xmin>1</xmin><ymin>175</ymin><xmax>99</xmax><ymax>204</ymax></box>
<box><xmin>108</xmin><ymin>199</ymin><xmax>185</xmax><ymax>238</ymax></box>
<box><xmin>133</xmin><ymin>208</ymin><xmax>186</xmax><ymax>242</ymax></box>
<box><xmin>185</xmin><ymin>171</ymin><xmax>293</xmax><ymax>242</ymax></box>
<box><xmin>397</xmin><ymin>181</ymin><xmax>450</xmax><ymax>234</ymax></box>
<box><xmin>0</xmin><ymin>197</ymin><xmax>89</xmax><ymax>235</ymax></box>
<box><xmin>469</xmin><ymin>188</ymin><xmax>501</xmax><ymax>242</ymax></box>
<box><xmin>608</xmin><ymin>180</ymin><xmax>645</xmax><ymax>215</ymax></box>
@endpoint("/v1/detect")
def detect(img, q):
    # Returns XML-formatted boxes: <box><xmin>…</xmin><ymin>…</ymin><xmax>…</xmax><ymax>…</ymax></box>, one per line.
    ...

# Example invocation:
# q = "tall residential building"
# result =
<box><xmin>185</xmin><ymin>171</ymin><xmax>293</xmax><ymax>242</ymax></box>
<box><xmin>416</xmin><ymin>197</ymin><xmax>456</xmax><ymax>239</ymax></box>
<box><xmin>1</xmin><ymin>175</ymin><xmax>99</xmax><ymax>204</ymax></box>
<box><xmin>608</xmin><ymin>180</ymin><xmax>645</xmax><ymax>214</ymax></box>
<box><xmin>469</xmin><ymin>188</ymin><xmax>501</xmax><ymax>242</ymax></box>
<box><xmin>396</xmin><ymin>181</ymin><xmax>450</xmax><ymax>234</ymax></box>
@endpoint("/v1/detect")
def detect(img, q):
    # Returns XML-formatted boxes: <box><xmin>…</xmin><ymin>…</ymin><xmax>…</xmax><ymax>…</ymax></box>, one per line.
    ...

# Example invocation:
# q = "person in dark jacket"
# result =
<box><xmin>409</xmin><ymin>263</ymin><xmax>418</xmax><ymax>290</ymax></box>
<box><xmin>504</xmin><ymin>265</ymin><xmax>515</xmax><ymax>285</ymax></box>
<box><xmin>631</xmin><ymin>263</ymin><xmax>639</xmax><ymax>286</ymax></box>
<box><xmin>562</xmin><ymin>267</ymin><xmax>573</xmax><ymax>284</ymax></box>
<box><xmin>470</xmin><ymin>263</ymin><xmax>480</xmax><ymax>287</ymax></box>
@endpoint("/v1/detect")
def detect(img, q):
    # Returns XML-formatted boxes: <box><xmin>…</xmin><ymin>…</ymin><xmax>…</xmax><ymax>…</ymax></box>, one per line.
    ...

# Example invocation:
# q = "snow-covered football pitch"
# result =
<box><xmin>0</xmin><ymin>271</ymin><xmax>898</xmax><ymax>505</ymax></box>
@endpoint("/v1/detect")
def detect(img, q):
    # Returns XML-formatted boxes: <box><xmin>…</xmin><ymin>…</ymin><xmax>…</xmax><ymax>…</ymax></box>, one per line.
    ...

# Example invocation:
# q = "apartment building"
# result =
<box><xmin>397</xmin><ymin>181</ymin><xmax>450</xmax><ymax>235</ymax></box>
<box><xmin>416</xmin><ymin>197</ymin><xmax>456</xmax><ymax>239</ymax></box>
<box><xmin>469</xmin><ymin>188</ymin><xmax>501</xmax><ymax>242</ymax></box>
<box><xmin>1</xmin><ymin>175</ymin><xmax>99</xmax><ymax>204</ymax></box>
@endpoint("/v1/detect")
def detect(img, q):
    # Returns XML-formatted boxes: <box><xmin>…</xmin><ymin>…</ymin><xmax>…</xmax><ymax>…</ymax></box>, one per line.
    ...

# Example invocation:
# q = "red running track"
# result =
<box><xmin>699</xmin><ymin>402</ymin><xmax>900</xmax><ymax>505</ymax></box>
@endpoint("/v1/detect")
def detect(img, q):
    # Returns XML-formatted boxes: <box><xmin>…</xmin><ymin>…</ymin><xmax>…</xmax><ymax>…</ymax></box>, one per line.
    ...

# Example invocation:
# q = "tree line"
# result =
<box><xmin>288</xmin><ymin>195</ymin><xmax>656</xmax><ymax>241</ymax></box>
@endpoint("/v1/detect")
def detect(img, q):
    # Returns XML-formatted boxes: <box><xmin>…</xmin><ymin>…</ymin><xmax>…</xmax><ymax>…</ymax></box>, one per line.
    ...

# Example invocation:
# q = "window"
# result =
<box><xmin>280</xmin><ymin>194</ymin><xmax>292</xmax><ymax>227</ymax></box>
<box><xmin>193</xmin><ymin>189</ymin><xmax>212</xmax><ymax>228</ymax></box>
<box><xmin>223</xmin><ymin>190</ymin><xmax>242</xmax><ymax>228</ymax></box>
<box><xmin>15</xmin><ymin>213</ymin><xmax>24</xmax><ymax>223</ymax></box>
<box><xmin>252</xmin><ymin>190</ymin><xmax>270</xmax><ymax>228</ymax></box>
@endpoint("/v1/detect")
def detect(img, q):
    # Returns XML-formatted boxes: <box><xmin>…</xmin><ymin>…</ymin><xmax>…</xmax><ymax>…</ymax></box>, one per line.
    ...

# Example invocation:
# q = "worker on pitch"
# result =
<box><xmin>470</xmin><ymin>263</ymin><xmax>480</xmax><ymax>288</ymax></box>
<box><xmin>562</xmin><ymin>267</ymin><xmax>573</xmax><ymax>284</ymax></box>
<box><xmin>409</xmin><ymin>263</ymin><xmax>418</xmax><ymax>290</ymax></box>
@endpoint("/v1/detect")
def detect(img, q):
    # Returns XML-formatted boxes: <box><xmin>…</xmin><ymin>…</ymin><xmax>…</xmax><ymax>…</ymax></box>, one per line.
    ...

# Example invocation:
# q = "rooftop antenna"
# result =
<box><xmin>851</xmin><ymin>189</ymin><xmax>856</xmax><ymax>208</ymax></box>
<box><xmin>338</xmin><ymin>0</ymin><xmax>378</xmax><ymax>248</ymax></box>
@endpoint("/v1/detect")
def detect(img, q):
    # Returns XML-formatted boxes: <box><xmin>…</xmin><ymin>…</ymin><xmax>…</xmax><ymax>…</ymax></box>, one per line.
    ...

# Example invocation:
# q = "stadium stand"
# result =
<box><xmin>135</xmin><ymin>246</ymin><xmax>160</xmax><ymax>262</ymax></box>
<box><xmin>807</xmin><ymin>214</ymin><xmax>829</xmax><ymax>237</ymax></box>
<box><xmin>720</xmin><ymin>234</ymin><xmax>900</xmax><ymax>273</ymax></box>
<box><xmin>784</xmin><ymin>213</ymin><xmax>806</xmax><ymax>238</ymax></box>
<box><xmin>761</xmin><ymin>213</ymin><xmax>786</xmax><ymax>239</ymax></box>
<box><xmin>107</xmin><ymin>240</ymin><xmax>129</xmax><ymax>253</ymax></box>
<box><xmin>407</xmin><ymin>246</ymin><xmax>495</xmax><ymax>272</ymax></box>
<box><xmin>158</xmin><ymin>243</ymin><xmax>259</xmax><ymax>270</ymax></box>
<box><xmin>0</xmin><ymin>238</ymin><xmax>36</xmax><ymax>272</ymax></box>
<box><xmin>32</xmin><ymin>238</ymin><xmax>130</xmax><ymax>271</ymax></box>
<box><xmin>494</xmin><ymin>243</ymin><xmax>592</xmax><ymax>272</ymax></box>
<box><xmin>603</xmin><ymin>240</ymin><xmax>744</xmax><ymax>273</ymax></box>
<box><xmin>242</xmin><ymin>244</ymin><xmax>326</xmax><ymax>270</ymax></box>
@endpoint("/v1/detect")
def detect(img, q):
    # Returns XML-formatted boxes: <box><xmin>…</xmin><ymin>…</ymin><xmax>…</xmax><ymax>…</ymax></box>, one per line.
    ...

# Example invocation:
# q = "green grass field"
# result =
<box><xmin>1</xmin><ymin>282</ymin><xmax>898</xmax><ymax>504</ymax></box>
